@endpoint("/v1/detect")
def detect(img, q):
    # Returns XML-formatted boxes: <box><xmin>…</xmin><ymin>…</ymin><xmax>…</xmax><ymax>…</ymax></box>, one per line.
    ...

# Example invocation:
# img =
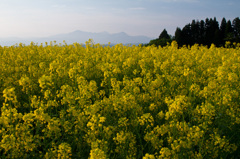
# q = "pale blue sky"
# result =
<box><xmin>0</xmin><ymin>0</ymin><xmax>239</xmax><ymax>38</ymax></box>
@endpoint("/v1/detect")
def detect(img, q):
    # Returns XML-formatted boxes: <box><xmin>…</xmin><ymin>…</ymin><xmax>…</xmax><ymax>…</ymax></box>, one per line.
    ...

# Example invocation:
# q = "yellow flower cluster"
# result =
<box><xmin>0</xmin><ymin>40</ymin><xmax>240</xmax><ymax>158</ymax></box>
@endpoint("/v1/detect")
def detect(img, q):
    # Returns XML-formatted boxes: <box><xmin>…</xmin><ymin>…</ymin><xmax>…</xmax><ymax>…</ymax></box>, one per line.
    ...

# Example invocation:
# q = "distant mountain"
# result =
<box><xmin>0</xmin><ymin>30</ymin><xmax>152</xmax><ymax>46</ymax></box>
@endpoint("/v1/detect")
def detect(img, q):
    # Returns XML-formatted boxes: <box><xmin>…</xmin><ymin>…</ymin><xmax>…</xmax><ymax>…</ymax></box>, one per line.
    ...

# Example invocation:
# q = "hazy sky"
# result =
<box><xmin>0</xmin><ymin>0</ymin><xmax>239</xmax><ymax>38</ymax></box>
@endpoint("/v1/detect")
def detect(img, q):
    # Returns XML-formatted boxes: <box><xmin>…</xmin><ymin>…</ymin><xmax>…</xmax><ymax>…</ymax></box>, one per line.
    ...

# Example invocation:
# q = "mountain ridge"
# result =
<box><xmin>0</xmin><ymin>30</ymin><xmax>153</xmax><ymax>46</ymax></box>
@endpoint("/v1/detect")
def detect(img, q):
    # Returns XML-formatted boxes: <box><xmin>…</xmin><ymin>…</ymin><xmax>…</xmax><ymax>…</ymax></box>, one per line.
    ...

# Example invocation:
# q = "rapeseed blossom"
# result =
<box><xmin>0</xmin><ymin>41</ymin><xmax>239</xmax><ymax>158</ymax></box>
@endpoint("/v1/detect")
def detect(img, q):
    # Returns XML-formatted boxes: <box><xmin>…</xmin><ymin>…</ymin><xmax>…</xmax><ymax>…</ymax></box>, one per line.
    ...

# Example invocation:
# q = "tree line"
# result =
<box><xmin>147</xmin><ymin>17</ymin><xmax>240</xmax><ymax>47</ymax></box>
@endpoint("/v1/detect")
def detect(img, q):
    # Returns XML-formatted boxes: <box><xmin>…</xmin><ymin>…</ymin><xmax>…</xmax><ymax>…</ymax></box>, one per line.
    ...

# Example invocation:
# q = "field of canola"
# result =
<box><xmin>0</xmin><ymin>40</ymin><xmax>240</xmax><ymax>158</ymax></box>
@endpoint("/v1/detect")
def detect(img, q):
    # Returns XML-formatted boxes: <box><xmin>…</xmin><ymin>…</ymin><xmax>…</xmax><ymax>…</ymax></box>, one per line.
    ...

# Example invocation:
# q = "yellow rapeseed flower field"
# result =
<box><xmin>0</xmin><ymin>40</ymin><xmax>240</xmax><ymax>158</ymax></box>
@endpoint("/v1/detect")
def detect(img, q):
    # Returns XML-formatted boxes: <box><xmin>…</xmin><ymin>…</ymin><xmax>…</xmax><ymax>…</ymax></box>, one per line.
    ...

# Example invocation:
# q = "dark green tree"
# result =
<box><xmin>191</xmin><ymin>20</ymin><xmax>200</xmax><ymax>44</ymax></box>
<box><xmin>147</xmin><ymin>29</ymin><xmax>172</xmax><ymax>47</ymax></box>
<box><xmin>198</xmin><ymin>20</ymin><xmax>205</xmax><ymax>44</ymax></box>
<box><xmin>204</xmin><ymin>17</ymin><xmax>219</xmax><ymax>46</ymax></box>
<box><xmin>159</xmin><ymin>29</ymin><xmax>171</xmax><ymax>39</ymax></box>
<box><xmin>181</xmin><ymin>24</ymin><xmax>192</xmax><ymax>46</ymax></box>
<box><xmin>220</xmin><ymin>17</ymin><xmax>227</xmax><ymax>45</ymax></box>
<box><xmin>233</xmin><ymin>17</ymin><xmax>240</xmax><ymax>42</ymax></box>
<box><xmin>148</xmin><ymin>38</ymin><xmax>172</xmax><ymax>47</ymax></box>
<box><xmin>225</xmin><ymin>20</ymin><xmax>234</xmax><ymax>42</ymax></box>
<box><xmin>153</xmin><ymin>17</ymin><xmax>240</xmax><ymax>48</ymax></box>
<box><xmin>174</xmin><ymin>27</ymin><xmax>182</xmax><ymax>46</ymax></box>
<box><xmin>214</xmin><ymin>29</ymin><xmax>221</xmax><ymax>46</ymax></box>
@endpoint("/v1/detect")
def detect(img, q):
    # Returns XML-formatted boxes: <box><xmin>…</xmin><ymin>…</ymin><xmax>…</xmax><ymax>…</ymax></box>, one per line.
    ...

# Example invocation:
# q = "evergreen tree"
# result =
<box><xmin>212</xmin><ymin>17</ymin><xmax>220</xmax><ymax>46</ymax></box>
<box><xmin>191</xmin><ymin>20</ymin><xmax>200</xmax><ymax>44</ymax></box>
<box><xmin>159</xmin><ymin>29</ymin><xmax>170</xmax><ymax>39</ymax></box>
<box><xmin>233</xmin><ymin>17</ymin><xmax>240</xmax><ymax>42</ymax></box>
<box><xmin>214</xmin><ymin>29</ymin><xmax>221</xmax><ymax>46</ymax></box>
<box><xmin>147</xmin><ymin>29</ymin><xmax>172</xmax><ymax>47</ymax></box>
<box><xmin>225</xmin><ymin>20</ymin><xmax>234</xmax><ymax>42</ymax></box>
<box><xmin>220</xmin><ymin>17</ymin><xmax>227</xmax><ymax>31</ymax></box>
<box><xmin>204</xmin><ymin>18</ymin><xmax>218</xmax><ymax>46</ymax></box>
<box><xmin>199</xmin><ymin>20</ymin><xmax>205</xmax><ymax>44</ymax></box>
<box><xmin>151</xmin><ymin>17</ymin><xmax>240</xmax><ymax>47</ymax></box>
<box><xmin>220</xmin><ymin>17</ymin><xmax>227</xmax><ymax>45</ymax></box>
<box><xmin>174</xmin><ymin>27</ymin><xmax>182</xmax><ymax>46</ymax></box>
<box><xmin>181</xmin><ymin>24</ymin><xmax>192</xmax><ymax>46</ymax></box>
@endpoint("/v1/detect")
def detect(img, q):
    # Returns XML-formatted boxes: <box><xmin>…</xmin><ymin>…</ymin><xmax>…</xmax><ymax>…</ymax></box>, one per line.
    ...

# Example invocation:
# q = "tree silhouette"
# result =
<box><xmin>220</xmin><ymin>18</ymin><xmax>227</xmax><ymax>45</ymax></box>
<box><xmin>174</xmin><ymin>27</ymin><xmax>182</xmax><ymax>46</ymax></box>
<box><xmin>181</xmin><ymin>24</ymin><xmax>192</xmax><ymax>46</ymax></box>
<box><xmin>233</xmin><ymin>17</ymin><xmax>240</xmax><ymax>42</ymax></box>
<box><xmin>147</xmin><ymin>29</ymin><xmax>172</xmax><ymax>47</ymax></box>
<box><xmin>191</xmin><ymin>20</ymin><xmax>200</xmax><ymax>44</ymax></box>
<box><xmin>159</xmin><ymin>29</ymin><xmax>171</xmax><ymax>39</ymax></box>
<box><xmin>225</xmin><ymin>20</ymin><xmax>234</xmax><ymax>42</ymax></box>
<box><xmin>172</xmin><ymin>17</ymin><xmax>239</xmax><ymax>47</ymax></box>
<box><xmin>148</xmin><ymin>17</ymin><xmax>239</xmax><ymax>47</ymax></box>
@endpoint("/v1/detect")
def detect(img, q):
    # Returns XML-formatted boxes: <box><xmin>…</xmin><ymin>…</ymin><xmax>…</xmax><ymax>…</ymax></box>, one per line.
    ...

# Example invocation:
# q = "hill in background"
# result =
<box><xmin>0</xmin><ymin>30</ymin><xmax>153</xmax><ymax>46</ymax></box>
